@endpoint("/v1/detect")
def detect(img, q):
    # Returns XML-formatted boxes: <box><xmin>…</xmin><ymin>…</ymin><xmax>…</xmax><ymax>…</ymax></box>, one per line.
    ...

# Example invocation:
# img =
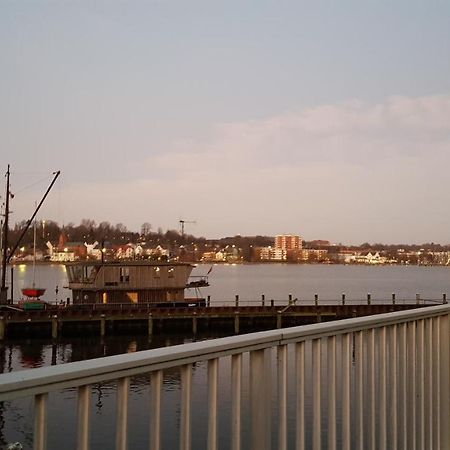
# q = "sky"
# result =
<box><xmin>1</xmin><ymin>0</ymin><xmax>450</xmax><ymax>244</ymax></box>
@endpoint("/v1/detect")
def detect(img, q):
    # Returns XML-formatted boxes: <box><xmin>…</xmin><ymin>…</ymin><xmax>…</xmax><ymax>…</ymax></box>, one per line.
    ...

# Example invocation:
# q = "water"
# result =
<box><xmin>9</xmin><ymin>263</ymin><xmax>450</xmax><ymax>305</ymax></box>
<box><xmin>2</xmin><ymin>264</ymin><xmax>449</xmax><ymax>448</ymax></box>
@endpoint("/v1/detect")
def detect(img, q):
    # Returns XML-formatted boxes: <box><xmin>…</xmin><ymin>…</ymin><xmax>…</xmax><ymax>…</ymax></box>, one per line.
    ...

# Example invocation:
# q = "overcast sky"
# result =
<box><xmin>1</xmin><ymin>1</ymin><xmax>450</xmax><ymax>244</ymax></box>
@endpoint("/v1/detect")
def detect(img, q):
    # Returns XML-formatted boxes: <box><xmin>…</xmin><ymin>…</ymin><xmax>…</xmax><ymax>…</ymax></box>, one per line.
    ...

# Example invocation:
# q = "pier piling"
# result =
<box><xmin>0</xmin><ymin>317</ymin><xmax>5</xmax><ymax>340</ymax></box>
<box><xmin>192</xmin><ymin>314</ymin><xmax>197</xmax><ymax>335</ymax></box>
<box><xmin>148</xmin><ymin>313</ymin><xmax>153</xmax><ymax>336</ymax></box>
<box><xmin>277</xmin><ymin>313</ymin><xmax>282</xmax><ymax>329</ymax></box>
<box><xmin>51</xmin><ymin>316</ymin><xmax>58</xmax><ymax>339</ymax></box>
<box><xmin>234</xmin><ymin>312</ymin><xmax>240</xmax><ymax>334</ymax></box>
<box><xmin>100</xmin><ymin>315</ymin><xmax>106</xmax><ymax>337</ymax></box>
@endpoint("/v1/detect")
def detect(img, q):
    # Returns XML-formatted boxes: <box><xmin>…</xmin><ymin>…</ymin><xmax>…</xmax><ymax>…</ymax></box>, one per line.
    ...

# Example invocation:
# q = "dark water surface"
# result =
<box><xmin>2</xmin><ymin>264</ymin><xmax>449</xmax><ymax>448</ymax></box>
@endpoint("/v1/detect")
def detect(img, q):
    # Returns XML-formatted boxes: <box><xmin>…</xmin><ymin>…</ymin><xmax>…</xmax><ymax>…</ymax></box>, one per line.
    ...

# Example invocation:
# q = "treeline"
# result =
<box><xmin>7</xmin><ymin>218</ymin><xmax>450</xmax><ymax>255</ymax></box>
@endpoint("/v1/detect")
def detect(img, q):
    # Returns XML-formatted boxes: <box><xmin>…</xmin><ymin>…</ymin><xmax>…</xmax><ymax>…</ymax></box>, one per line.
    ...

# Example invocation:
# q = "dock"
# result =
<box><xmin>0</xmin><ymin>298</ymin><xmax>441</xmax><ymax>339</ymax></box>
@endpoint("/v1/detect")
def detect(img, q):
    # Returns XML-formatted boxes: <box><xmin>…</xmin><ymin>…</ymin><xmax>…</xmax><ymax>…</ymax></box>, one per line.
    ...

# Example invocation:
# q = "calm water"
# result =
<box><xmin>1</xmin><ymin>264</ymin><xmax>449</xmax><ymax>448</ymax></box>
<box><xmin>9</xmin><ymin>262</ymin><xmax>450</xmax><ymax>304</ymax></box>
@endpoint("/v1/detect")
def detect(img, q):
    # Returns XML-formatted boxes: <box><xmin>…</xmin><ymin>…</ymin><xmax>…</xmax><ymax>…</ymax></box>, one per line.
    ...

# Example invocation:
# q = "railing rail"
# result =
<box><xmin>1</xmin><ymin>304</ymin><xmax>450</xmax><ymax>449</ymax></box>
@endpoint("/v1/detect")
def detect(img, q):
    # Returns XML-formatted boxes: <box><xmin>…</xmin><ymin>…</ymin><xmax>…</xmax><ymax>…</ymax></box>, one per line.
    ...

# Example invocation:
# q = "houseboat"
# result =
<box><xmin>65</xmin><ymin>261</ymin><xmax>207</xmax><ymax>306</ymax></box>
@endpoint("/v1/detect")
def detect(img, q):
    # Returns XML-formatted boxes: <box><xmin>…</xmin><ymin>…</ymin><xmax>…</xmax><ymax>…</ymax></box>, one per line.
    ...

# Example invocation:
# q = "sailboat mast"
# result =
<box><xmin>1</xmin><ymin>165</ymin><xmax>10</xmax><ymax>302</ymax></box>
<box><xmin>32</xmin><ymin>211</ymin><xmax>37</xmax><ymax>288</ymax></box>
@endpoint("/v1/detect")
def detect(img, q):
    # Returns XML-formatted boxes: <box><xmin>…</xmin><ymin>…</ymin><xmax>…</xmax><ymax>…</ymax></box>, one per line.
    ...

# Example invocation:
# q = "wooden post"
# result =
<box><xmin>261</xmin><ymin>294</ymin><xmax>265</xmax><ymax>306</ymax></box>
<box><xmin>192</xmin><ymin>314</ymin><xmax>197</xmax><ymax>335</ymax></box>
<box><xmin>288</xmin><ymin>294</ymin><xmax>292</xmax><ymax>305</ymax></box>
<box><xmin>392</xmin><ymin>293</ymin><xmax>396</xmax><ymax>305</ymax></box>
<box><xmin>314</xmin><ymin>294</ymin><xmax>319</xmax><ymax>306</ymax></box>
<box><xmin>234</xmin><ymin>312</ymin><xmax>239</xmax><ymax>335</ymax></box>
<box><xmin>207</xmin><ymin>295</ymin><xmax>211</xmax><ymax>307</ymax></box>
<box><xmin>0</xmin><ymin>317</ymin><xmax>5</xmax><ymax>340</ymax></box>
<box><xmin>270</xmin><ymin>299</ymin><xmax>274</xmax><ymax>307</ymax></box>
<box><xmin>342</xmin><ymin>293</ymin><xmax>346</xmax><ymax>306</ymax></box>
<box><xmin>416</xmin><ymin>293</ymin><xmax>420</xmax><ymax>304</ymax></box>
<box><xmin>277</xmin><ymin>313</ymin><xmax>282</xmax><ymax>329</ymax></box>
<box><xmin>100</xmin><ymin>315</ymin><xmax>106</xmax><ymax>337</ymax></box>
<box><xmin>148</xmin><ymin>313</ymin><xmax>153</xmax><ymax>336</ymax></box>
<box><xmin>52</xmin><ymin>316</ymin><xmax>58</xmax><ymax>339</ymax></box>
<box><xmin>235</xmin><ymin>295</ymin><xmax>239</xmax><ymax>308</ymax></box>
<box><xmin>443</xmin><ymin>293</ymin><xmax>447</xmax><ymax>304</ymax></box>
<box><xmin>367</xmin><ymin>293</ymin><xmax>371</xmax><ymax>305</ymax></box>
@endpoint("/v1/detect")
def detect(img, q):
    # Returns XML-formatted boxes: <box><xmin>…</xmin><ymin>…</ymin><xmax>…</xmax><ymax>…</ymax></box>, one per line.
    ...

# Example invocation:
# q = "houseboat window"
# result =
<box><xmin>168</xmin><ymin>267</ymin><xmax>174</xmax><ymax>278</ymax></box>
<box><xmin>83</xmin><ymin>266</ymin><xmax>97</xmax><ymax>283</ymax></box>
<box><xmin>126</xmin><ymin>292</ymin><xmax>138</xmax><ymax>303</ymax></box>
<box><xmin>67</xmin><ymin>265</ymin><xmax>83</xmax><ymax>283</ymax></box>
<box><xmin>153</xmin><ymin>267</ymin><xmax>160</xmax><ymax>278</ymax></box>
<box><xmin>120</xmin><ymin>267</ymin><xmax>130</xmax><ymax>283</ymax></box>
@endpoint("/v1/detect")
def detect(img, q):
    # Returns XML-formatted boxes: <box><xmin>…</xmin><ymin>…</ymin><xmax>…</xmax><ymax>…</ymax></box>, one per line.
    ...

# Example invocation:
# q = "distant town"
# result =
<box><xmin>5</xmin><ymin>219</ymin><xmax>450</xmax><ymax>266</ymax></box>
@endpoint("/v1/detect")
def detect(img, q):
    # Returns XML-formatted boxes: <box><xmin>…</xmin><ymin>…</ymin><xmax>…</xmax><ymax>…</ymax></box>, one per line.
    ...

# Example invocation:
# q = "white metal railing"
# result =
<box><xmin>1</xmin><ymin>305</ymin><xmax>450</xmax><ymax>449</ymax></box>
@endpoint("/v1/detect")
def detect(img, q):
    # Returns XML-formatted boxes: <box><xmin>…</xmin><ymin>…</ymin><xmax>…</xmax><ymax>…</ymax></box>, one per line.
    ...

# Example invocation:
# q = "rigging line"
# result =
<box><xmin>13</xmin><ymin>174</ymin><xmax>53</xmax><ymax>195</ymax></box>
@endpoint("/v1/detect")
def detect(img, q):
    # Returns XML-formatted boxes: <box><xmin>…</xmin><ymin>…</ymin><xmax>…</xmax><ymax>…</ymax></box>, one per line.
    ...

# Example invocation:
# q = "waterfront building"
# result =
<box><xmin>275</xmin><ymin>234</ymin><xmax>303</xmax><ymax>251</ymax></box>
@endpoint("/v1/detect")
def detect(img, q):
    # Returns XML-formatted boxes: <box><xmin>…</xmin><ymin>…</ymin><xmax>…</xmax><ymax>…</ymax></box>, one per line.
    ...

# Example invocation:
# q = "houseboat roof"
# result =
<box><xmin>65</xmin><ymin>260</ymin><xmax>195</xmax><ymax>268</ymax></box>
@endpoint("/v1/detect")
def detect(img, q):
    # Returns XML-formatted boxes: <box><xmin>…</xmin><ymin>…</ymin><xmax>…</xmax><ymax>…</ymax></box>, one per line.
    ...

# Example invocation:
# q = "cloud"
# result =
<box><xmin>11</xmin><ymin>94</ymin><xmax>450</xmax><ymax>243</ymax></box>
<box><xmin>146</xmin><ymin>94</ymin><xmax>450</xmax><ymax>179</ymax></box>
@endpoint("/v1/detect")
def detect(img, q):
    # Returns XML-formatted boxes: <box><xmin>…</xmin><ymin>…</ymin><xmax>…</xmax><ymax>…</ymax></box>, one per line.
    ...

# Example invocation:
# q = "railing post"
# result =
<box><xmin>367</xmin><ymin>293</ymin><xmax>371</xmax><ymax>305</ymax></box>
<box><xmin>250</xmin><ymin>349</ymin><xmax>271</xmax><ymax>450</ymax></box>
<box><xmin>207</xmin><ymin>295</ymin><xmax>211</xmax><ymax>307</ymax></box>
<box><xmin>235</xmin><ymin>295</ymin><xmax>239</xmax><ymax>308</ymax></box>
<box><xmin>296</xmin><ymin>342</ymin><xmax>305</xmax><ymax>450</ymax></box>
<box><xmin>180</xmin><ymin>364</ymin><xmax>192</xmax><ymax>450</ymax></box>
<box><xmin>207</xmin><ymin>358</ymin><xmax>219</xmax><ymax>450</ymax></box>
<box><xmin>443</xmin><ymin>293</ymin><xmax>447</xmax><ymax>304</ymax></box>
<box><xmin>34</xmin><ymin>393</ymin><xmax>48</xmax><ymax>450</ymax></box>
<box><xmin>77</xmin><ymin>385</ymin><xmax>91</xmax><ymax>450</ymax></box>
<box><xmin>261</xmin><ymin>294</ymin><xmax>265</xmax><ymax>306</ymax></box>
<box><xmin>150</xmin><ymin>371</ymin><xmax>162</xmax><ymax>450</ymax></box>
<box><xmin>439</xmin><ymin>313</ymin><xmax>450</xmax><ymax>448</ymax></box>
<box><xmin>277</xmin><ymin>345</ymin><xmax>287</xmax><ymax>450</ymax></box>
<box><xmin>270</xmin><ymin>299</ymin><xmax>274</xmax><ymax>307</ymax></box>
<box><xmin>392</xmin><ymin>293</ymin><xmax>396</xmax><ymax>305</ymax></box>
<box><xmin>116</xmin><ymin>377</ymin><xmax>130</xmax><ymax>450</ymax></box>
<box><xmin>327</xmin><ymin>336</ymin><xmax>336</xmax><ymax>450</ymax></box>
<box><xmin>288</xmin><ymin>294</ymin><xmax>293</xmax><ymax>305</ymax></box>
<box><xmin>342</xmin><ymin>293</ymin><xmax>345</xmax><ymax>305</ymax></box>
<box><xmin>342</xmin><ymin>333</ymin><xmax>351</xmax><ymax>450</ymax></box>
<box><xmin>231</xmin><ymin>354</ymin><xmax>242</xmax><ymax>450</ymax></box>
<box><xmin>314</xmin><ymin>294</ymin><xmax>319</xmax><ymax>306</ymax></box>
<box><xmin>312</xmin><ymin>339</ymin><xmax>322</xmax><ymax>450</ymax></box>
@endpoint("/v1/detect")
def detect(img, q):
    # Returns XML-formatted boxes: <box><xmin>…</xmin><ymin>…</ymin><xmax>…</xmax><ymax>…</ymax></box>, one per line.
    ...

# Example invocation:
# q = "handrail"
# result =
<box><xmin>1</xmin><ymin>304</ymin><xmax>449</xmax><ymax>401</ymax></box>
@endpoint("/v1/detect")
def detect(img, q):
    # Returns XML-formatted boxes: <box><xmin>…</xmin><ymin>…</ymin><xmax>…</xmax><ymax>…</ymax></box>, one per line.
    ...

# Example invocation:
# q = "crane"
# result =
<box><xmin>179</xmin><ymin>219</ymin><xmax>196</xmax><ymax>236</ymax></box>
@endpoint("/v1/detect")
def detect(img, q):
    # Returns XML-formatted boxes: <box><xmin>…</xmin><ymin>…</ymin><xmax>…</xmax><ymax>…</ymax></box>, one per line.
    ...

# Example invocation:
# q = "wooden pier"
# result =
<box><xmin>0</xmin><ymin>300</ymin><xmax>439</xmax><ymax>339</ymax></box>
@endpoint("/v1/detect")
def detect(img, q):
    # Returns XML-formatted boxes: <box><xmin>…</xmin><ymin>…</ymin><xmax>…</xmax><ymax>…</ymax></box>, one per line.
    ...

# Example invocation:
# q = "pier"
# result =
<box><xmin>0</xmin><ymin>304</ymin><xmax>449</xmax><ymax>449</ymax></box>
<box><xmin>0</xmin><ymin>294</ymin><xmax>443</xmax><ymax>339</ymax></box>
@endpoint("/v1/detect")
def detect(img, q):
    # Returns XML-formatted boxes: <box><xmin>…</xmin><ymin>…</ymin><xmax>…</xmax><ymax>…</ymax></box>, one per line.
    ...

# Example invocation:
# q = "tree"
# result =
<box><xmin>141</xmin><ymin>222</ymin><xmax>152</xmax><ymax>236</ymax></box>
